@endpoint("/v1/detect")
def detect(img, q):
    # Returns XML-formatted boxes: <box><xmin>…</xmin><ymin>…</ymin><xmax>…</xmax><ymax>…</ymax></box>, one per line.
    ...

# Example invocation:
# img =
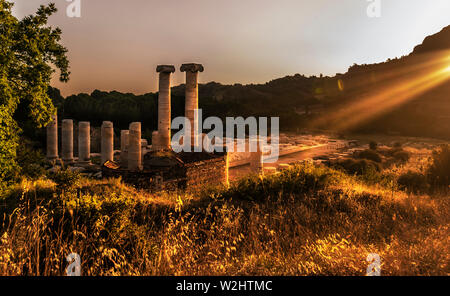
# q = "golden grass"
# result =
<box><xmin>0</xmin><ymin>153</ymin><xmax>448</xmax><ymax>276</ymax></box>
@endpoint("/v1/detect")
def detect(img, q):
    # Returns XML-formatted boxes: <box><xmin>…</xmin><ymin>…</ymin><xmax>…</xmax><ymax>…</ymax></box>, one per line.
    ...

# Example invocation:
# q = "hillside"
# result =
<box><xmin>413</xmin><ymin>26</ymin><xmax>450</xmax><ymax>55</ymax></box>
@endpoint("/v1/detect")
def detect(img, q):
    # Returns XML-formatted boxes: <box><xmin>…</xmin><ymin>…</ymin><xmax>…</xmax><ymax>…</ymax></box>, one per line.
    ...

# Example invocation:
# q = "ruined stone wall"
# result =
<box><xmin>102</xmin><ymin>167</ymin><xmax>185</xmax><ymax>192</ymax></box>
<box><xmin>185</xmin><ymin>156</ymin><xmax>227</xmax><ymax>192</ymax></box>
<box><xmin>102</xmin><ymin>152</ymin><xmax>228</xmax><ymax>193</ymax></box>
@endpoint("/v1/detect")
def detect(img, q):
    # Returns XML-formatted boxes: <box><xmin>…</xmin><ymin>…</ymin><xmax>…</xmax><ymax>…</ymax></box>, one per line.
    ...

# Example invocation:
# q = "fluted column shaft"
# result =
<box><xmin>78</xmin><ymin>121</ymin><xmax>91</xmax><ymax>164</ymax></box>
<box><xmin>46</xmin><ymin>114</ymin><xmax>58</xmax><ymax>160</ymax></box>
<box><xmin>185</xmin><ymin>71</ymin><xmax>199</xmax><ymax>138</ymax></box>
<box><xmin>101</xmin><ymin>121</ymin><xmax>114</xmax><ymax>165</ymax></box>
<box><xmin>61</xmin><ymin>119</ymin><xmax>74</xmax><ymax>164</ymax></box>
<box><xmin>181</xmin><ymin>63</ymin><xmax>204</xmax><ymax>147</ymax></box>
<box><xmin>120</xmin><ymin>130</ymin><xmax>129</xmax><ymax>168</ymax></box>
<box><xmin>128</xmin><ymin>122</ymin><xmax>142</xmax><ymax>171</ymax></box>
<box><xmin>156</xmin><ymin>66</ymin><xmax>175</xmax><ymax>150</ymax></box>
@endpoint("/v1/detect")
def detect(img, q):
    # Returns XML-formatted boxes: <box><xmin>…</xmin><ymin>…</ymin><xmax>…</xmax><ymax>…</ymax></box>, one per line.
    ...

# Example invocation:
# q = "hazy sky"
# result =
<box><xmin>11</xmin><ymin>0</ymin><xmax>450</xmax><ymax>96</ymax></box>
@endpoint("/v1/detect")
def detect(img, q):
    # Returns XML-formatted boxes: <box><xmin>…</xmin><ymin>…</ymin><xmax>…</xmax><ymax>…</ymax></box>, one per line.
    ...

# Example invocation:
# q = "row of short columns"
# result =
<box><xmin>46</xmin><ymin>115</ymin><xmax>144</xmax><ymax>170</ymax></box>
<box><xmin>47</xmin><ymin>62</ymin><xmax>206</xmax><ymax>157</ymax></box>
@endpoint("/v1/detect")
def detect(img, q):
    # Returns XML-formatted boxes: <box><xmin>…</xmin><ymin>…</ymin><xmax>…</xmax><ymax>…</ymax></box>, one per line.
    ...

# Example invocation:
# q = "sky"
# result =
<box><xmin>11</xmin><ymin>0</ymin><xmax>450</xmax><ymax>97</ymax></box>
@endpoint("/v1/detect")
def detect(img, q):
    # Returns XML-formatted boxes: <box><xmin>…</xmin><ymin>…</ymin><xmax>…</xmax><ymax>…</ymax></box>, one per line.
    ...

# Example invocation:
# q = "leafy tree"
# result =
<box><xmin>0</xmin><ymin>1</ymin><xmax>69</xmax><ymax>183</ymax></box>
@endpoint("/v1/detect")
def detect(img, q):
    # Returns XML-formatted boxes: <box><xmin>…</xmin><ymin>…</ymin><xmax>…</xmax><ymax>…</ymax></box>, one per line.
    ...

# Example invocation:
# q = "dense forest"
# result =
<box><xmin>49</xmin><ymin>80</ymin><xmax>315</xmax><ymax>140</ymax></box>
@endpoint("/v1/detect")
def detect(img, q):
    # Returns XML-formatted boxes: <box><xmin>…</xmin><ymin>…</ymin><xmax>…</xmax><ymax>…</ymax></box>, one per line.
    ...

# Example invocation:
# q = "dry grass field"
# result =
<box><xmin>0</xmin><ymin>143</ymin><xmax>448</xmax><ymax>276</ymax></box>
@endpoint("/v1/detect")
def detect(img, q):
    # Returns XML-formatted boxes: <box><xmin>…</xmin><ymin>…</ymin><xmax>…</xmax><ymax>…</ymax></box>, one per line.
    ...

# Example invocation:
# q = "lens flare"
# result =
<box><xmin>310</xmin><ymin>50</ymin><xmax>450</xmax><ymax>131</ymax></box>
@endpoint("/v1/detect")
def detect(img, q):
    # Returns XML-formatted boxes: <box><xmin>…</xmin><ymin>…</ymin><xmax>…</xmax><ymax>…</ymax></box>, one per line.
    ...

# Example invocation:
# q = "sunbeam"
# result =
<box><xmin>311</xmin><ymin>50</ymin><xmax>450</xmax><ymax>131</ymax></box>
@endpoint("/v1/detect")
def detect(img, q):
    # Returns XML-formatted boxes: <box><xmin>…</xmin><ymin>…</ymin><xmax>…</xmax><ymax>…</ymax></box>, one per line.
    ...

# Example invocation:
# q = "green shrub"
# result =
<box><xmin>47</xmin><ymin>168</ymin><xmax>81</xmax><ymax>193</ymax></box>
<box><xmin>392</xmin><ymin>150</ymin><xmax>411</xmax><ymax>164</ymax></box>
<box><xmin>357</xmin><ymin>149</ymin><xmax>382</xmax><ymax>163</ymax></box>
<box><xmin>329</xmin><ymin>158</ymin><xmax>396</xmax><ymax>187</ymax></box>
<box><xmin>426</xmin><ymin>145</ymin><xmax>450</xmax><ymax>191</ymax></box>
<box><xmin>397</xmin><ymin>171</ymin><xmax>428</xmax><ymax>194</ymax></box>
<box><xmin>16</xmin><ymin>144</ymin><xmax>47</xmax><ymax>180</ymax></box>
<box><xmin>217</xmin><ymin>163</ymin><xmax>343</xmax><ymax>202</ymax></box>
<box><xmin>330</xmin><ymin>158</ymin><xmax>381</xmax><ymax>176</ymax></box>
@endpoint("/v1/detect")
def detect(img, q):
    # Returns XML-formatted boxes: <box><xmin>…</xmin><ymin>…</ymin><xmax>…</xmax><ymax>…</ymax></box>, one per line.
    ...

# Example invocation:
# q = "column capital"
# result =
<box><xmin>180</xmin><ymin>63</ymin><xmax>204</xmax><ymax>73</ymax></box>
<box><xmin>156</xmin><ymin>65</ymin><xmax>176</xmax><ymax>73</ymax></box>
<box><xmin>102</xmin><ymin>121</ymin><xmax>113</xmax><ymax>128</ymax></box>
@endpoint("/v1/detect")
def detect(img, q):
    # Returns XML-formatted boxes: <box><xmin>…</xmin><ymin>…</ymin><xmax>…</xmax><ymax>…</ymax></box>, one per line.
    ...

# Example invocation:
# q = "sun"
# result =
<box><xmin>445</xmin><ymin>65</ymin><xmax>450</xmax><ymax>72</ymax></box>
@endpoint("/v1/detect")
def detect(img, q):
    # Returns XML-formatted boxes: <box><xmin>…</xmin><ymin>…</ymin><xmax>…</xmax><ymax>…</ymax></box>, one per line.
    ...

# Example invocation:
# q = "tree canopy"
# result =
<box><xmin>0</xmin><ymin>1</ymin><xmax>69</xmax><ymax>182</ymax></box>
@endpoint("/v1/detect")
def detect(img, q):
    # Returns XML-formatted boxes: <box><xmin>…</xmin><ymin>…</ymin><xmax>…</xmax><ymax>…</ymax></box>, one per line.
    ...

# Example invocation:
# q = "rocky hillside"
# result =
<box><xmin>412</xmin><ymin>26</ymin><xmax>450</xmax><ymax>55</ymax></box>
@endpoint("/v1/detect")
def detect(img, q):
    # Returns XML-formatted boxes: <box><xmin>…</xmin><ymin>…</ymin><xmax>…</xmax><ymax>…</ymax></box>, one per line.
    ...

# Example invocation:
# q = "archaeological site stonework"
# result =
<box><xmin>46</xmin><ymin>63</ymin><xmax>240</xmax><ymax>192</ymax></box>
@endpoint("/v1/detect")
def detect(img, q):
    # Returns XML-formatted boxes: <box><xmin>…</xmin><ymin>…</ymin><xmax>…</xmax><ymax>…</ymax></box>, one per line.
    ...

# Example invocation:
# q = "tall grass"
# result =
<box><xmin>0</xmin><ymin>161</ymin><xmax>448</xmax><ymax>275</ymax></box>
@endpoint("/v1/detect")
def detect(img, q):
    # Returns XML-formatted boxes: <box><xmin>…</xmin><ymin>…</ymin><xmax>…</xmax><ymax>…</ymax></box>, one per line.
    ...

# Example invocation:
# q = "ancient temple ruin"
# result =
<box><xmin>45</xmin><ymin>63</ymin><xmax>242</xmax><ymax>192</ymax></box>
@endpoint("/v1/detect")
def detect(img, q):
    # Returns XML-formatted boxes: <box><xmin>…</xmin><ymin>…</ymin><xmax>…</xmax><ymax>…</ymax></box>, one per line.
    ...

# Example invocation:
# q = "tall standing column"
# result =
<box><xmin>181</xmin><ymin>63</ymin><xmax>204</xmax><ymax>147</ymax></box>
<box><xmin>61</xmin><ymin>119</ymin><xmax>74</xmax><ymax>164</ymax></box>
<box><xmin>46</xmin><ymin>113</ymin><xmax>58</xmax><ymax>161</ymax></box>
<box><xmin>128</xmin><ymin>122</ymin><xmax>142</xmax><ymax>171</ymax></box>
<box><xmin>78</xmin><ymin>121</ymin><xmax>91</xmax><ymax>165</ymax></box>
<box><xmin>120</xmin><ymin>130</ymin><xmax>129</xmax><ymax>168</ymax></box>
<box><xmin>156</xmin><ymin>65</ymin><xmax>175</xmax><ymax>150</ymax></box>
<box><xmin>101</xmin><ymin>121</ymin><xmax>114</xmax><ymax>165</ymax></box>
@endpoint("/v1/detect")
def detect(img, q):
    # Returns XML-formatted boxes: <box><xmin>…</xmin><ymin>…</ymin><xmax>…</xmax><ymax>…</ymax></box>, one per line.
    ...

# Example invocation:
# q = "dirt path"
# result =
<box><xmin>229</xmin><ymin>145</ymin><xmax>338</xmax><ymax>181</ymax></box>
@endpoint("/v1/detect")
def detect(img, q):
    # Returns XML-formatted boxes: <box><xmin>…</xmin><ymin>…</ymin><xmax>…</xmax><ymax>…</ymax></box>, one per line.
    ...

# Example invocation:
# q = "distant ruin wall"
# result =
<box><xmin>185</xmin><ymin>156</ymin><xmax>227</xmax><ymax>192</ymax></box>
<box><xmin>102</xmin><ymin>167</ymin><xmax>184</xmax><ymax>192</ymax></box>
<box><xmin>102</xmin><ymin>153</ymin><xmax>228</xmax><ymax>193</ymax></box>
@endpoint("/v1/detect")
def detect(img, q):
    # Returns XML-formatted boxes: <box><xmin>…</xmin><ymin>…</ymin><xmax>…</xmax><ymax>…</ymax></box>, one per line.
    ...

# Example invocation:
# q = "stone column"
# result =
<box><xmin>101</xmin><ymin>121</ymin><xmax>114</xmax><ymax>165</ymax></box>
<box><xmin>46</xmin><ymin>113</ymin><xmax>58</xmax><ymax>161</ymax></box>
<box><xmin>249</xmin><ymin>137</ymin><xmax>263</xmax><ymax>174</ymax></box>
<box><xmin>61</xmin><ymin>119</ymin><xmax>74</xmax><ymax>164</ymax></box>
<box><xmin>78</xmin><ymin>121</ymin><xmax>91</xmax><ymax>165</ymax></box>
<box><xmin>225</xmin><ymin>152</ymin><xmax>230</xmax><ymax>187</ymax></box>
<box><xmin>156</xmin><ymin>65</ymin><xmax>175</xmax><ymax>150</ymax></box>
<box><xmin>151</xmin><ymin>131</ymin><xmax>160</xmax><ymax>152</ymax></box>
<box><xmin>128</xmin><ymin>122</ymin><xmax>142</xmax><ymax>171</ymax></box>
<box><xmin>120</xmin><ymin>130</ymin><xmax>129</xmax><ymax>168</ymax></box>
<box><xmin>181</xmin><ymin>63</ymin><xmax>204</xmax><ymax>147</ymax></box>
<box><xmin>141</xmin><ymin>139</ymin><xmax>148</xmax><ymax>158</ymax></box>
